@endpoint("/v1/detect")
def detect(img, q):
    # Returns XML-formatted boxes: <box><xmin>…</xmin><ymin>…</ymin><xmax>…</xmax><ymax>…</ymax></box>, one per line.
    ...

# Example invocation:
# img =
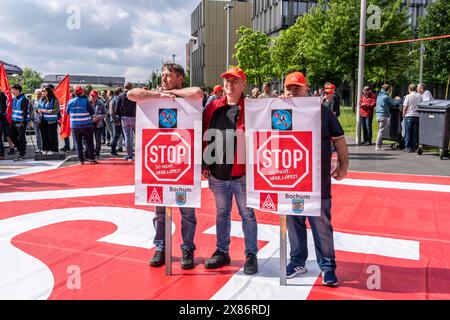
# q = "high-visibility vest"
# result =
<box><xmin>68</xmin><ymin>97</ymin><xmax>93</xmax><ymax>128</ymax></box>
<box><xmin>40</xmin><ymin>99</ymin><xmax>59</xmax><ymax>121</ymax></box>
<box><xmin>12</xmin><ymin>95</ymin><xmax>30</xmax><ymax>122</ymax></box>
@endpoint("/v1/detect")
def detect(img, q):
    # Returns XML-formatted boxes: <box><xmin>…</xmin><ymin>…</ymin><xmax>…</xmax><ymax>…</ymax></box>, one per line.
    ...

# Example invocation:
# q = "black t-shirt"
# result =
<box><xmin>0</xmin><ymin>92</ymin><xmax>7</xmax><ymax>115</ymax></box>
<box><xmin>207</xmin><ymin>104</ymin><xmax>240</xmax><ymax>181</ymax></box>
<box><xmin>321</xmin><ymin>105</ymin><xmax>345</xmax><ymax>199</ymax></box>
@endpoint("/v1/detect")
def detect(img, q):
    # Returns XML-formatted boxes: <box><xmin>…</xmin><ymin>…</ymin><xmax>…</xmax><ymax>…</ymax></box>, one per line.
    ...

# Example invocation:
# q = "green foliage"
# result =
<box><xmin>419</xmin><ymin>0</ymin><xmax>450</xmax><ymax>85</ymax></box>
<box><xmin>8</xmin><ymin>67</ymin><xmax>43</xmax><ymax>94</ymax></box>
<box><xmin>234</xmin><ymin>26</ymin><xmax>272</xmax><ymax>86</ymax></box>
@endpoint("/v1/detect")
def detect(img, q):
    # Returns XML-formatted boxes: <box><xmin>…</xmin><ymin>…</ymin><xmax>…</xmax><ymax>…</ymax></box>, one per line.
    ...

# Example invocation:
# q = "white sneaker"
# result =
<box><xmin>375</xmin><ymin>147</ymin><xmax>384</xmax><ymax>151</ymax></box>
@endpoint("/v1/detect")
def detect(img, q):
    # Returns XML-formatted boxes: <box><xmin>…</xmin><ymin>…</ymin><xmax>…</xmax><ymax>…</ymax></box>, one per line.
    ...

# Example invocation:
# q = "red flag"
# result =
<box><xmin>54</xmin><ymin>75</ymin><xmax>71</xmax><ymax>139</ymax></box>
<box><xmin>0</xmin><ymin>64</ymin><xmax>13</xmax><ymax>124</ymax></box>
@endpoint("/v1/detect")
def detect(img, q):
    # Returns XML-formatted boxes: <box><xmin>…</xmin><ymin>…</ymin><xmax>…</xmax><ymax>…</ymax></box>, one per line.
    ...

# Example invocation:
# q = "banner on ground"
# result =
<box><xmin>54</xmin><ymin>75</ymin><xmax>71</xmax><ymax>139</ymax></box>
<box><xmin>135</xmin><ymin>98</ymin><xmax>202</xmax><ymax>208</ymax></box>
<box><xmin>245</xmin><ymin>97</ymin><xmax>322</xmax><ymax>216</ymax></box>
<box><xmin>0</xmin><ymin>64</ymin><xmax>13</xmax><ymax>124</ymax></box>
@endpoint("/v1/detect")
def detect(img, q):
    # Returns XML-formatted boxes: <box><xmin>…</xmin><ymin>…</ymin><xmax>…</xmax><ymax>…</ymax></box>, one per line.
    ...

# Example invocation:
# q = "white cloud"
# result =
<box><xmin>0</xmin><ymin>0</ymin><xmax>199</xmax><ymax>82</ymax></box>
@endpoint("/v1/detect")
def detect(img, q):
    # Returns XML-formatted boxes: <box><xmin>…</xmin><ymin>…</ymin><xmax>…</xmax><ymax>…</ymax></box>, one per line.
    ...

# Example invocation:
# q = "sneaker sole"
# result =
<box><xmin>149</xmin><ymin>262</ymin><xmax>165</xmax><ymax>268</ymax></box>
<box><xmin>322</xmin><ymin>279</ymin><xmax>338</xmax><ymax>287</ymax></box>
<box><xmin>205</xmin><ymin>261</ymin><xmax>230</xmax><ymax>269</ymax></box>
<box><xmin>181</xmin><ymin>263</ymin><xmax>195</xmax><ymax>270</ymax></box>
<box><xmin>286</xmin><ymin>267</ymin><xmax>308</xmax><ymax>279</ymax></box>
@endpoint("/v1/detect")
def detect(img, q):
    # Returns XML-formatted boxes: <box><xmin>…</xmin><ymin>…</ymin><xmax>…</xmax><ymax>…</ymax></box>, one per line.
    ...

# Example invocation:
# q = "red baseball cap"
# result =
<box><xmin>220</xmin><ymin>67</ymin><xmax>247</xmax><ymax>82</ymax></box>
<box><xmin>74</xmin><ymin>86</ymin><xmax>83</xmax><ymax>95</ymax></box>
<box><xmin>284</xmin><ymin>72</ymin><xmax>307</xmax><ymax>87</ymax></box>
<box><xmin>90</xmin><ymin>90</ymin><xmax>98</xmax><ymax>97</ymax></box>
<box><xmin>213</xmin><ymin>85</ymin><xmax>223</xmax><ymax>92</ymax></box>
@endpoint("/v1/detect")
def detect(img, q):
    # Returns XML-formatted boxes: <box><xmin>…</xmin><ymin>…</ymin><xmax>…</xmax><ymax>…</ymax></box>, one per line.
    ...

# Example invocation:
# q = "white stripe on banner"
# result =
<box><xmin>0</xmin><ymin>178</ymin><xmax>448</xmax><ymax>203</ymax></box>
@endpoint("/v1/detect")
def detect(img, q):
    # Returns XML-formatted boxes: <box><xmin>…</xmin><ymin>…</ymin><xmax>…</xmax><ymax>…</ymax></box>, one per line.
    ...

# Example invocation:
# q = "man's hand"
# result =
<box><xmin>202</xmin><ymin>168</ymin><xmax>210</xmax><ymax>179</ymax></box>
<box><xmin>332</xmin><ymin>166</ymin><xmax>347</xmax><ymax>181</ymax></box>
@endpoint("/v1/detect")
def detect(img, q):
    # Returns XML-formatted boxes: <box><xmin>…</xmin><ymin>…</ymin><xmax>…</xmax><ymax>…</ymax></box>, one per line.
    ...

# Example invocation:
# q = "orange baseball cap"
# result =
<box><xmin>284</xmin><ymin>72</ymin><xmax>307</xmax><ymax>87</ymax></box>
<box><xmin>213</xmin><ymin>85</ymin><xmax>223</xmax><ymax>92</ymax></box>
<box><xmin>90</xmin><ymin>90</ymin><xmax>99</xmax><ymax>97</ymax></box>
<box><xmin>324</xmin><ymin>83</ymin><xmax>336</xmax><ymax>94</ymax></box>
<box><xmin>220</xmin><ymin>67</ymin><xmax>247</xmax><ymax>81</ymax></box>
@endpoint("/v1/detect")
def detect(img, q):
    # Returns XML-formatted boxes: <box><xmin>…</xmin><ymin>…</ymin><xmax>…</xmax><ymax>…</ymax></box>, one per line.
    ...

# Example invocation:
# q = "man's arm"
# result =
<box><xmin>127</xmin><ymin>89</ymin><xmax>166</xmax><ymax>102</ymax></box>
<box><xmin>163</xmin><ymin>87</ymin><xmax>204</xmax><ymax>99</ymax></box>
<box><xmin>21</xmin><ymin>98</ymin><xmax>29</xmax><ymax>125</ymax></box>
<box><xmin>332</xmin><ymin>136</ymin><xmax>349</xmax><ymax>181</ymax></box>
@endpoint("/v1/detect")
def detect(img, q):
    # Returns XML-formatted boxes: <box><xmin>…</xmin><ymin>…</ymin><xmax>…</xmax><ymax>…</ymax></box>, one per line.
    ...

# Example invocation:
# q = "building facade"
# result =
<box><xmin>190</xmin><ymin>0</ymin><xmax>252</xmax><ymax>88</ymax></box>
<box><xmin>43</xmin><ymin>74</ymin><xmax>125</xmax><ymax>87</ymax></box>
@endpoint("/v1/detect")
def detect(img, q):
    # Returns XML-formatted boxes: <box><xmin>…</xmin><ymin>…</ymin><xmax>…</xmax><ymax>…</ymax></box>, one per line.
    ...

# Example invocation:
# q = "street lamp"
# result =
<box><xmin>356</xmin><ymin>0</ymin><xmax>367</xmax><ymax>145</ymax></box>
<box><xmin>172</xmin><ymin>54</ymin><xmax>176</xmax><ymax>63</ymax></box>
<box><xmin>224</xmin><ymin>1</ymin><xmax>235</xmax><ymax>69</ymax></box>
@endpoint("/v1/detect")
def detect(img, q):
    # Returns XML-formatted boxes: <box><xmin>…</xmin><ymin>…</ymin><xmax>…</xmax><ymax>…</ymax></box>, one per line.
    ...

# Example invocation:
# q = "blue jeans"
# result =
<box><xmin>121</xmin><ymin>116</ymin><xmax>135</xmax><ymax>158</ymax></box>
<box><xmin>208</xmin><ymin>175</ymin><xmax>258</xmax><ymax>256</ymax></box>
<box><xmin>32</xmin><ymin>120</ymin><xmax>42</xmax><ymax>151</ymax></box>
<box><xmin>287</xmin><ymin>199</ymin><xmax>336</xmax><ymax>273</ymax></box>
<box><xmin>361</xmin><ymin>116</ymin><xmax>373</xmax><ymax>144</ymax></box>
<box><xmin>153</xmin><ymin>206</ymin><xmax>197</xmax><ymax>252</ymax></box>
<box><xmin>404</xmin><ymin>116</ymin><xmax>419</xmax><ymax>150</ymax></box>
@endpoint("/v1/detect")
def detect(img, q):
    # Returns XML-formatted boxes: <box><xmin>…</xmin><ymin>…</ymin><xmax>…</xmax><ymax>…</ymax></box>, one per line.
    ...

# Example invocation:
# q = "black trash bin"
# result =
<box><xmin>417</xmin><ymin>100</ymin><xmax>450</xmax><ymax>160</ymax></box>
<box><xmin>382</xmin><ymin>102</ymin><xmax>403</xmax><ymax>150</ymax></box>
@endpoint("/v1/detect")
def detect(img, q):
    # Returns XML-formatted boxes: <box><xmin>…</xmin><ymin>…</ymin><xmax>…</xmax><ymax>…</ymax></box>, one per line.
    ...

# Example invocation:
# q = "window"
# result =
<box><xmin>282</xmin><ymin>0</ymin><xmax>289</xmax><ymax>26</ymax></box>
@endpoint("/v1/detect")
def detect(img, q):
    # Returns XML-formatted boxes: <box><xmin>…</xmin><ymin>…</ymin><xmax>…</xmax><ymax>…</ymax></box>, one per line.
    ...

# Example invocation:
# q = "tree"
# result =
<box><xmin>234</xmin><ymin>26</ymin><xmax>272</xmax><ymax>87</ymax></box>
<box><xmin>149</xmin><ymin>71</ymin><xmax>161</xmax><ymax>89</ymax></box>
<box><xmin>419</xmin><ymin>0</ymin><xmax>450</xmax><ymax>98</ymax></box>
<box><xmin>8</xmin><ymin>67</ymin><xmax>43</xmax><ymax>94</ymax></box>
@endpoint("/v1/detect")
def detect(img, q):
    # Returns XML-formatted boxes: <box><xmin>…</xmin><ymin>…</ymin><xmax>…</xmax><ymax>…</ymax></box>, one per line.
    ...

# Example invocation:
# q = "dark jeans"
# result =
<box><xmin>40</xmin><ymin>120</ymin><xmax>58</xmax><ymax>152</ymax></box>
<box><xmin>10</xmin><ymin>121</ymin><xmax>27</xmax><ymax>157</ymax></box>
<box><xmin>153</xmin><ymin>206</ymin><xmax>197</xmax><ymax>252</ymax></box>
<box><xmin>94</xmin><ymin>126</ymin><xmax>103</xmax><ymax>155</ymax></box>
<box><xmin>111</xmin><ymin>124</ymin><xmax>123</xmax><ymax>154</ymax></box>
<box><xmin>287</xmin><ymin>199</ymin><xmax>336</xmax><ymax>273</ymax></box>
<box><xmin>72</xmin><ymin>127</ymin><xmax>95</xmax><ymax>162</ymax></box>
<box><xmin>361</xmin><ymin>116</ymin><xmax>373</xmax><ymax>144</ymax></box>
<box><xmin>404</xmin><ymin>116</ymin><xmax>419</xmax><ymax>150</ymax></box>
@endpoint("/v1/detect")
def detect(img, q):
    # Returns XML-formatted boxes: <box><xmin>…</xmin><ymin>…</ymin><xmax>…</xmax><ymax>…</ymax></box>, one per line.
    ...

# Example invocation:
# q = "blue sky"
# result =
<box><xmin>0</xmin><ymin>0</ymin><xmax>201</xmax><ymax>82</ymax></box>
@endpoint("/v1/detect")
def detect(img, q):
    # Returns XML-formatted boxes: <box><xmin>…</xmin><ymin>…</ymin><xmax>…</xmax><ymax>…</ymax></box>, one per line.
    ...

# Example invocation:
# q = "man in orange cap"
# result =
<box><xmin>322</xmin><ymin>82</ymin><xmax>341</xmax><ymax>118</ymax></box>
<box><xmin>202</xmin><ymin>66</ymin><xmax>258</xmax><ymax>275</ymax></box>
<box><xmin>205</xmin><ymin>85</ymin><xmax>224</xmax><ymax>109</ymax></box>
<box><xmin>281</xmin><ymin>72</ymin><xmax>349</xmax><ymax>287</ymax></box>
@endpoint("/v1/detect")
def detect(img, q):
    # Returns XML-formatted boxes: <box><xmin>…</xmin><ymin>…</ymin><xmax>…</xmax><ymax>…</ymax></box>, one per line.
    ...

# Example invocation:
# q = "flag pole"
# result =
<box><xmin>280</xmin><ymin>215</ymin><xmax>287</xmax><ymax>286</ymax></box>
<box><xmin>165</xmin><ymin>207</ymin><xmax>172</xmax><ymax>276</ymax></box>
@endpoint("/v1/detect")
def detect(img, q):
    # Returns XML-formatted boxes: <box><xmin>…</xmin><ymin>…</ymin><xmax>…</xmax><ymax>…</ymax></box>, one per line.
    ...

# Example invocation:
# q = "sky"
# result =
<box><xmin>0</xmin><ymin>0</ymin><xmax>201</xmax><ymax>82</ymax></box>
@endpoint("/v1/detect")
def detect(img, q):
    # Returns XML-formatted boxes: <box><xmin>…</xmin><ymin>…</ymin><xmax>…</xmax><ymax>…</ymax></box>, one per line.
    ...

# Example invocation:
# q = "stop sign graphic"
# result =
<box><xmin>142</xmin><ymin>129</ymin><xmax>194</xmax><ymax>185</ymax></box>
<box><xmin>253</xmin><ymin>131</ymin><xmax>312</xmax><ymax>192</ymax></box>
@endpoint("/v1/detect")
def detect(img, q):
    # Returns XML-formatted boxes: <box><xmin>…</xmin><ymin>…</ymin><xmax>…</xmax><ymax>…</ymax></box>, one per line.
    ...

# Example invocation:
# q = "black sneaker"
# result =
<box><xmin>7</xmin><ymin>148</ymin><xmax>15</xmax><ymax>155</ymax></box>
<box><xmin>181</xmin><ymin>249</ymin><xmax>195</xmax><ymax>270</ymax></box>
<box><xmin>149</xmin><ymin>250</ymin><xmax>165</xmax><ymax>267</ymax></box>
<box><xmin>13</xmin><ymin>156</ymin><xmax>24</xmax><ymax>162</ymax></box>
<box><xmin>205</xmin><ymin>249</ymin><xmax>230</xmax><ymax>269</ymax></box>
<box><xmin>117</xmin><ymin>147</ymin><xmax>123</xmax><ymax>152</ymax></box>
<box><xmin>110</xmin><ymin>152</ymin><xmax>119</xmax><ymax>157</ymax></box>
<box><xmin>244</xmin><ymin>253</ymin><xmax>258</xmax><ymax>275</ymax></box>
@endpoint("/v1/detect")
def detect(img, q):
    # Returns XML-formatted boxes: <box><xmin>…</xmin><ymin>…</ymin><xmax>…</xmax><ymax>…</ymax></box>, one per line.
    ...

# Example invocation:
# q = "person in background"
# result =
<box><xmin>322</xmin><ymin>83</ymin><xmax>341</xmax><ymax>118</ymax></box>
<box><xmin>417</xmin><ymin>83</ymin><xmax>433</xmax><ymax>102</ymax></box>
<box><xmin>115</xmin><ymin>82</ymin><xmax>136</xmax><ymax>161</ymax></box>
<box><xmin>66</xmin><ymin>86</ymin><xmax>97</xmax><ymax>165</ymax></box>
<box><xmin>375</xmin><ymin>84</ymin><xmax>398</xmax><ymax>151</ymax></box>
<box><xmin>258</xmin><ymin>83</ymin><xmax>277</xmax><ymax>98</ymax></box>
<box><xmin>205</xmin><ymin>85</ymin><xmax>224</xmax><ymax>109</ymax></box>
<box><xmin>38</xmin><ymin>86</ymin><xmax>60</xmax><ymax>155</ymax></box>
<box><xmin>104</xmin><ymin>90</ymin><xmax>115</xmax><ymax>146</ymax></box>
<box><xmin>403</xmin><ymin>84</ymin><xmax>422</xmax><ymax>152</ymax></box>
<box><xmin>89</xmin><ymin>90</ymin><xmax>107</xmax><ymax>158</ymax></box>
<box><xmin>30</xmin><ymin>89</ymin><xmax>43</xmax><ymax>154</ymax></box>
<box><xmin>251</xmin><ymin>87</ymin><xmax>260</xmax><ymax>99</ymax></box>
<box><xmin>10</xmin><ymin>84</ymin><xmax>30</xmax><ymax>161</ymax></box>
<box><xmin>359</xmin><ymin>86</ymin><xmax>377</xmax><ymax>146</ymax></box>
<box><xmin>110</xmin><ymin>87</ymin><xmax>124</xmax><ymax>156</ymax></box>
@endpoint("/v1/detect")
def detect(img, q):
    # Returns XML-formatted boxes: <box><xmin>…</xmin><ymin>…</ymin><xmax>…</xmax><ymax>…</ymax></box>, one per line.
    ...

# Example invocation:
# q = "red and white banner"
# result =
<box><xmin>135</xmin><ymin>98</ymin><xmax>202</xmax><ymax>208</ymax></box>
<box><xmin>245</xmin><ymin>97</ymin><xmax>322</xmax><ymax>216</ymax></box>
<box><xmin>54</xmin><ymin>75</ymin><xmax>71</xmax><ymax>139</ymax></box>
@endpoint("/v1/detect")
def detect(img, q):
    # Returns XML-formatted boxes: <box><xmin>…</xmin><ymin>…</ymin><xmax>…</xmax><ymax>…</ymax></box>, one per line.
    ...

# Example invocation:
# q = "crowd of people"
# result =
<box><xmin>359</xmin><ymin>82</ymin><xmax>433</xmax><ymax>152</ymax></box>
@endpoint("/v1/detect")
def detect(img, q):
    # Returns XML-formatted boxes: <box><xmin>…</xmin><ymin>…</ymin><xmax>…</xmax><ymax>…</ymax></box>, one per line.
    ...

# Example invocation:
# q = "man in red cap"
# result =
<box><xmin>202</xmin><ymin>67</ymin><xmax>258</xmax><ymax>275</ymax></box>
<box><xmin>322</xmin><ymin>83</ymin><xmax>341</xmax><ymax>118</ymax></box>
<box><xmin>205</xmin><ymin>85</ymin><xmax>224</xmax><ymax>109</ymax></box>
<box><xmin>281</xmin><ymin>72</ymin><xmax>348</xmax><ymax>287</ymax></box>
<box><xmin>89</xmin><ymin>90</ymin><xmax>107</xmax><ymax>158</ymax></box>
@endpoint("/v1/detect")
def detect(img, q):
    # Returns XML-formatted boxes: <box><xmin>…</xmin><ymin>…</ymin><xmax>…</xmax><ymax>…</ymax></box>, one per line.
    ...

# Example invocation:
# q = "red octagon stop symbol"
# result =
<box><xmin>255</xmin><ymin>133</ymin><xmax>311</xmax><ymax>190</ymax></box>
<box><xmin>142</xmin><ymin>130</ymin><xmax>193</xmax><ymax>185</ymax></box>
